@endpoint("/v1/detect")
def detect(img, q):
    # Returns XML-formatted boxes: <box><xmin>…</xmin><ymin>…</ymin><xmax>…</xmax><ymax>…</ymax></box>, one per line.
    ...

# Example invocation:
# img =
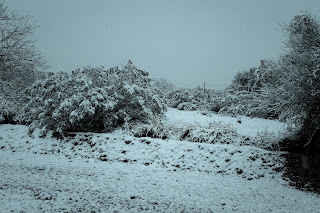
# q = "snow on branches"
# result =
<box><xmin>22</xmin><ymin>61</ymin><xmax>166</xmax><ymax>137</ymax></box>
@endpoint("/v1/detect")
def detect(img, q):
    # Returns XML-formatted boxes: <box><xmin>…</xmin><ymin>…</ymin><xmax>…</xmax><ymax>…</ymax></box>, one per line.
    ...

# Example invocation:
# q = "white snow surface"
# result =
<box><xmin>0</xmin><ymin>109</ymin><xmax>320</xmax><ymax>212</ymax></box>
<box><xmin>164</xmin><ymin>108</ymin><xmax>286</xmax><ymax>138</ymax></box>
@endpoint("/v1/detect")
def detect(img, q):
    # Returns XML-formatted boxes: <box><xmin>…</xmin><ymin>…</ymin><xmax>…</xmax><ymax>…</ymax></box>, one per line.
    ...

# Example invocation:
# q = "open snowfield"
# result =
<box><xmin>1</xmin><ymin>108</ymin><xmax>320</xmax><ymax>212</ymax></box>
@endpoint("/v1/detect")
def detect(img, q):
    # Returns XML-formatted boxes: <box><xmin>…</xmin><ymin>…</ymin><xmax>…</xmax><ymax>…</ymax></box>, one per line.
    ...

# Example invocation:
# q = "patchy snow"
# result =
<box><xmin>1</xmin><ymin>122</ymin><xmax>320</xmax><ymax>212</ymax></box>
<box><xmin>164</xmin><ymin>107</ymin><xmax>287</xmax><ymax>138</ymax></box>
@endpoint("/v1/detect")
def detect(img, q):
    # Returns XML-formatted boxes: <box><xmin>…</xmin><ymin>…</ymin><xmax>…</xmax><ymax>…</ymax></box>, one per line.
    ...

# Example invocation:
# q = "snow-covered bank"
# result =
<box><xmin>1</xmin><ymin>123</ymin><xmax>320</xmax><ymax>212</ymax></box>
<box><xmin>1</xmin><ymin>150</ymin><xmax>320</xmax><ymax>212</ymax></box>
<box><xmin>0</xmin><ymin>124</ymin><xmax>283</xmax><ymax>180</ymax></box>
<box><xmin>164</xmin><ymin>108</ymin><xmax>286</xmax><ymax>138</ymax></box>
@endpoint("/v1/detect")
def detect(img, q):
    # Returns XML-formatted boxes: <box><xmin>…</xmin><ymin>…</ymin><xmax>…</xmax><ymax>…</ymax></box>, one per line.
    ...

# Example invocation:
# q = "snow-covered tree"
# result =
<box><xmin>166</xmin><ymin>86</ymin><xmax>213</xmax><ymax>110</ymax></box>
<box><xmin>229</xmin><ymin>67</ymin><xmax>261</xmax><ymax>92</ymax></box>
<box><xmin>0</xmin><ymin>2</ymin><xmax>46</xmax><ymax>91</ymax></box>
<box><xmin>257</xmin><ymin>60</ymin><xmax>281</xmax><ymax>88</ymax></box>
<box><xmin>0</xmin><ymin>2</ymin><xmax>46</xmax><ymax>124</ymax></box>
<box><xmin>151</xmin><ymin>78</ymin><xmax>176</xmax><ymax>97</ymax></box>
<box><xmin>269</xmin><ymin>12</ymin><xmax>320</xmax><ymax>150</ymax></box>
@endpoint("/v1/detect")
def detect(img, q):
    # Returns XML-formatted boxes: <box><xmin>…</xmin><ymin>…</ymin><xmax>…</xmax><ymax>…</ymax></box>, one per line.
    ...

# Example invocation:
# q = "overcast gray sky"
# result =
<box><xmin>6</xmin><ymin>0</ymin><xmax>320</xmax><ymax>89</ymax></box>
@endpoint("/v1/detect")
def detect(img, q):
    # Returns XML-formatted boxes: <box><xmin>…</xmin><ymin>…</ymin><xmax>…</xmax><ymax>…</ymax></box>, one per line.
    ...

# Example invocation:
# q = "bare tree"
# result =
<box><xmin>0</xmin><ymin>2</ymin><xmax>46</xmax><ymax>96</ymax></box>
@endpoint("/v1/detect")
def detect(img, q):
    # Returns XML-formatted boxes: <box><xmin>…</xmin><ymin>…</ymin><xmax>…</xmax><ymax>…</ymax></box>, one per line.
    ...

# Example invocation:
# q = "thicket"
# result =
<box><xmin>209</xmin><ymin>91</ymin><xmax>279</xmax><ymax>119</ymax></box>
<box><xmin>211</xmin><ymin>60</ymin><xmax>280</xmax><ymax>119</ymax></box>
<box><xmin>165</xmin><ymin>82</ymin><xmax>279</xmax><ymax>120</ymax></box>
<box><xmin>150</xmin><ymin>78</ymin><xmax>176</xmax><ymax>97</ymax></box>
<box><xmin>22</xmin><ymin>61</ymin><xmax>166</xmax><ymax>137</ymax></box>
<box><xmin>166</xmin><ymin>87</ymin><xmax>214</xmax><ymax>111</ymax></box>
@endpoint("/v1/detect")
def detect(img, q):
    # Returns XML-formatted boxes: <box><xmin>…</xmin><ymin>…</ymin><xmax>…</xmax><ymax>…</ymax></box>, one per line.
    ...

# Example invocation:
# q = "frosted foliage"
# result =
<box><xmin>0</xmin><ymin>95</ymin><xmax>17</xmax><ymax>124</ymax></box>
<box><xmin>257</xmin><ymin>12</ymin><xmax>320</xmax><ymax>134</ymax></box>
<box><xmin>22</xmin><ymin>61</ymin><xmax>166</xmax><ymax>136</ymax></box>
<box><xmin>177</xmin><ymin>102</ymin><xmax>197</xmax><ymax>111</ymax></box>
<box><xmin>166</xmin><ymin>87</ymin><xmax>212</xmax><ymax>110</ymax></box>
<box><xmin>205</xmin><ymin>91</ymin><xmax>279</xmax><ymax>120</ymax></box>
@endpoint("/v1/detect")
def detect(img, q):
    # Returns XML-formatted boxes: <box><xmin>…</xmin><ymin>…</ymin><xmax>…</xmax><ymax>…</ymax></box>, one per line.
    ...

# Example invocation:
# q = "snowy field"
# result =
<box><xmin>1</xmin><ymin>108</ymin><xmax>320</xmax><ymax>212</ymax></box>
<box><xmin>164</xmin><ymin>108</ymin><xmax>286</xmax><ymax>138</ymax></box>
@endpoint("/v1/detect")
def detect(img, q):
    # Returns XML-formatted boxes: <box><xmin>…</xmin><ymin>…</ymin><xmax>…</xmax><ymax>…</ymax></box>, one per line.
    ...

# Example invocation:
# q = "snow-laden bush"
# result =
<box><xmin>165</xmin><ymin>86</ymin><xmax>279</xmax><ymax>119</ymax></box>
<box><xmin>132</xmin><ymin>120</ymin><xmax>286</xmax><ymax>150</ymax></box>
<box><xmin>177</xmin><ymin>102</ymin><xmax>197</xmax><ymax>111</ymax></box>
<box><xmin>230</xmin><ymin>67</ymin><xmax>262</xmax><ymax>92</ymax></box>
<box><xmin>205</xmin><ymin>90</ymin><xmax>227</xmax><ymax>113</ymax></box>
<box><xmin>178</xmin><ymin>122</ymin><xmax>239</xmax><ymax>144</ymax></box>
<box><xmin>166</xmin><ymin>88</ymin><xmax>192</xmax><ymax>108</ymax></box>
<box><xmin>150</xmin><ymin>78</ymin><xmax>176</xmax><ymax>97</ymax></box>
<box><xmin>134</xmin><ymin>123</ymin><xmax>171</xmax><ymax>140</ymax></box>
<box><xmin>166</xmin><ymin>87</ymin><xmax>213</xmax><ymax>110</ymax></box>
<box><xmin>208</xmin><ymin>90</ymin><xmax>279</xmax><ymax>119</ymax></box>
<box><xmin>132</xmin><ymin>120</ymin><xmax>243</xmax><ymax>145</ymax></box>
<box><xmin>0</xmin><ymin>95</ymin><xmax>17</xmax><ymax>124</ymax></box>
<box><xmin>22</xmin><ymin>61</ymin><xmax>166</xmax><ymax>137</ymax></box>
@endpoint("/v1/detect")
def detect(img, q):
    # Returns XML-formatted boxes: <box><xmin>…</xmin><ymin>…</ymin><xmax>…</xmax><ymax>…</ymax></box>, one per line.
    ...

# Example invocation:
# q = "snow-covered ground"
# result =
<box><xmin>164</xmin><ymin>108</ymin><xmax>286</xmax><ymax>138</ymax></box>
<box><xmin>1</xmin><ymin>108</ymin><xmax>320</xmax><ymax>212</ymax></box>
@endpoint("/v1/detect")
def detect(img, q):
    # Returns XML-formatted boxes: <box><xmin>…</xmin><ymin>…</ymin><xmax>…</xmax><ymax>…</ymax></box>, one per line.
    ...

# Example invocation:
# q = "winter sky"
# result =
<box><xmin>6</xmin><ymin>0</ymin><xmax>320</xmax><ymax>89</ymax></box>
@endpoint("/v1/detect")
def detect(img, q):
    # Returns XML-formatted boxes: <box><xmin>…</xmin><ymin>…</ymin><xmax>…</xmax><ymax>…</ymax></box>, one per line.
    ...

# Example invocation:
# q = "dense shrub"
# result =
<box><xmin>229</xmin><ymin>67</ymin><xmax>261</xmax><ymax>92</ymax></box>
<box><xmin>177</xmin><ymin>102</ymin><xmax>197</xmax><ymax>111</ymax></box>
<box><xmin>132</xmin><ymin>120</ymin><xmax>278</xmax><ymax>148</ymax></box>
<box><xmin>205</xmin><ymin>90</ymin><xmax>227</xmax><ymax>113</ymax></box>
<box><xmin>0</xmin><ymin>95</ymin><xmax>17</xmax><ymax>124</ymax></box>
<box><xmin>22</xmin><ymin>61</ymin><xmax>166</xmax><ymax>137</ymax></box>
<box><xmin>166</xmin><ymin>88</ymin><xmax>192</xmax><ymax>108</ymax></box>
<box><xmin>132</xmin><ymin>120</ymin><xmax>239</xmax><ymax>144</ymax></box>
<box><xmin>166</xmin><ymin>87</ymin><xmax>213</xmax><ymax>110</ymax></box>
<box><xmin>205</xmin><ymin>90</ymin><xmax>279</xmax><ymax>119</ymax></box>
<box><xmin>165</xmin><ymin>85</ymin><xmax>279</xmax><ymax>119</ymax></box>
<box><xmin>150</xmin><ymin>78</ymin><xmax>176</xmax><ymax>96</ymax></box>
<box><xmin>164</xmin><ymin>82</ymin><xmax>279</xmax><ymax>120</ymax></box>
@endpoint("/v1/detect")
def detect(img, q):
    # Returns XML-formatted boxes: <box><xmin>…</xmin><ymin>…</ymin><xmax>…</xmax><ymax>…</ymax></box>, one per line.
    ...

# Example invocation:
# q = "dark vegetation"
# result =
<box><xmin>0</xmin><ymin>2</ymin><xmax>320</xmax><ymax>192</ymax></box>
<box><xmin>282</xmin><ymin>152</ymin><xmax>320</xmax><ymax>194</ymax></box>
